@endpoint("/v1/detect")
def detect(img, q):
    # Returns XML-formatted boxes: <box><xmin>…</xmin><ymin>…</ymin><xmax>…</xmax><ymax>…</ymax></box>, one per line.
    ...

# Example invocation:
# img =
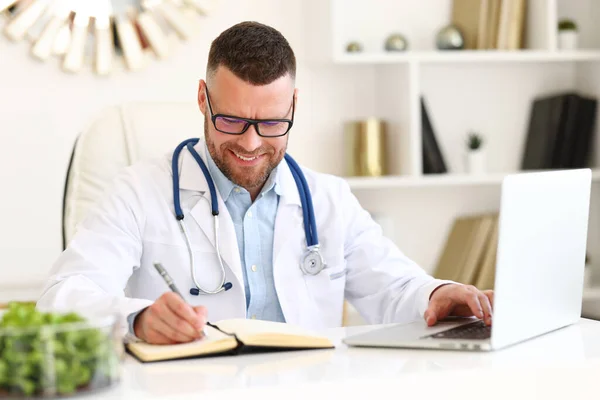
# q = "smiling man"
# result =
<box><xmin>37</xmin><ymin>21</ymin><xmax>493</xmax><ymax>344</ymax></box>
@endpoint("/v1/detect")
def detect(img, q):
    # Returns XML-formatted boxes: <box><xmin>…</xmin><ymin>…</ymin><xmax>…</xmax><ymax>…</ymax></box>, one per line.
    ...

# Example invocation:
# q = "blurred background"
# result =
<box><xmin>1</xmin><ymin>0</ymin><xmax>599</xmax><ymax>317</ymax></box>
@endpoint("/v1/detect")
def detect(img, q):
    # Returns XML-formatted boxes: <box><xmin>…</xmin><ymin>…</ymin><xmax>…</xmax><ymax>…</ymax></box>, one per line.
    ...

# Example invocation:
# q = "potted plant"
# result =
<box><xmin>465</xmin><ymin>131</ymin><xmax>486</xmax><ymax>174</ymax></box>
<box><xmin>558</xmin><ymin>19</ymin><xmax>578</xmax><ymax>50</ymax></box>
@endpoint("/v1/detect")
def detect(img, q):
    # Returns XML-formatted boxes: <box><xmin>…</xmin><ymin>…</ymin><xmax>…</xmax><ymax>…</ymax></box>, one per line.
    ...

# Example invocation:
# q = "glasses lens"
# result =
<box><xmin>257</xmin><ymin>121</ymin><xmax>291</xmax><ymax>137</ymax></box>
<box><xmin>215</xmin><ymin>117</ymin><xmax>249</xmax><ymax>134</ymax></box>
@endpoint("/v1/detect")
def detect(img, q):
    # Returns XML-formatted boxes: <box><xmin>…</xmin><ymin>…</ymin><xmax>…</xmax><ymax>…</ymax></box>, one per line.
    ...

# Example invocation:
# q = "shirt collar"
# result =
<box><xmin>204</xmin><ymin>143</ymin><xmax>280</xmax><ymax>201</ymax></box>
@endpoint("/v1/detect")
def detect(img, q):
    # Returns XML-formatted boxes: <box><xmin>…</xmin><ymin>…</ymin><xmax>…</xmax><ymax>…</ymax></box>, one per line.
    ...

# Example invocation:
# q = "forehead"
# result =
<box><xmin>208</xmin><ymin>67</ymin><xmax>294</xmax><ymax>117</ymax></box>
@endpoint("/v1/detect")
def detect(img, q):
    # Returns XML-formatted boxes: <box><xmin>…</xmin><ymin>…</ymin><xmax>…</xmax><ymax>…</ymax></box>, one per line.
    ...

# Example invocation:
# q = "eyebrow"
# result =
<box><xmin>209</xmin><ymin>89</ymin><xmax>294</xmax><ymax>120</ymax></box>
<box><xmin>219</xmin><ymin>101</ymin><xmax>293</xmax><ymax>120</ymax></box>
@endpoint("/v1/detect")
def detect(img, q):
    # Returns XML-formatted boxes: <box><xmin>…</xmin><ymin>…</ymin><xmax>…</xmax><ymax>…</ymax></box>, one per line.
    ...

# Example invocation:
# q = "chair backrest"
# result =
<box><xmin>63</xmin><ymin>102</ymin><xmax>204</xmax><ymax>247</ymax></box>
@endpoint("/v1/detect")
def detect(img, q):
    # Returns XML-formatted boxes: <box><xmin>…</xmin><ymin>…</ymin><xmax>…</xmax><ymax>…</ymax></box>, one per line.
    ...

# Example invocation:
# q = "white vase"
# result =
<box><xmin>558</xmin><ymin>31</ymin><xmax>578</xmax><ymax>50</ymax></box>
<box><xmin>465</xmin><ymin>149</ymin><xmax>486</xmax><ymax>174</ymax></box>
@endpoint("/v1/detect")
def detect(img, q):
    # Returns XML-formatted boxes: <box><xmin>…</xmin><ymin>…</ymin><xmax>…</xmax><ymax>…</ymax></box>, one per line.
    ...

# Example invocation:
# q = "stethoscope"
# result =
<box><xmin>171</xmin><ymin>138</ymin><xmax>326</xmax><ymax>296</ymax></box>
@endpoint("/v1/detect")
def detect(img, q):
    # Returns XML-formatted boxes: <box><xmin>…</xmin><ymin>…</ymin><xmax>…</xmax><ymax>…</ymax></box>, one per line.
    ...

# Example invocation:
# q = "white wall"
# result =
<box><xmin>0</xmin><ymin>0</ymin><xmax>377</xmax><ymax>287</ymax></box>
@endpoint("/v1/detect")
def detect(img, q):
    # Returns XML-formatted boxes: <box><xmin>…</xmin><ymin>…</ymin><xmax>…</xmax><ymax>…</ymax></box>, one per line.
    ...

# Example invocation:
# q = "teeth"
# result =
<box><xmin>234</xmin><ymin>152</ymin><xmax>258</xmax><ymax>161</ymax></box>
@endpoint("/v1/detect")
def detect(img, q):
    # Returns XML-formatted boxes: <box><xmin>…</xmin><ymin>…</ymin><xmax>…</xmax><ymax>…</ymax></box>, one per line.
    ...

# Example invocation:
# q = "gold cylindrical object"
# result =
<box><xmin>345</xmin><ymin>118</ymin><xmax>388</xmax><ymax>177</ymax></box>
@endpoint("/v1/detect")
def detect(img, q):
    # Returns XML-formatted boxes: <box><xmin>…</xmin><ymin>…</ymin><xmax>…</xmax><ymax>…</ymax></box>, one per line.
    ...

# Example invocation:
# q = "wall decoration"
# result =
<box><xmin>1</xmin><ymin>0</ymin><xmax>215</xmax><ymax>75</ymax></box>
<box><xmin>384</xmin><ymin>33</ymin><xmax>407</xmax><ymax>51</ymax></box>
<box><xmin>435</xmin><ymin>24</ymin><xmax>464</xmax><ymax>50</ymax></box>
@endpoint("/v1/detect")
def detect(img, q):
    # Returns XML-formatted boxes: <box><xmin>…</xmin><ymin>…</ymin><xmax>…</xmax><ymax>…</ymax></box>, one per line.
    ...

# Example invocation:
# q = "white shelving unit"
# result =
<box><xmin>346</xmin><ymin>169</ymin><xmax>600</xmax><ymax>190</ymax></box>
<box><xmin>335</xmin><ymin>50</ymin><xmax>600</xmax><ymax>64</ymax></box>
<box><xmin>325</xmin><ymin>0</ymin><xmax>600</xmax><ymax>279</ymax></box>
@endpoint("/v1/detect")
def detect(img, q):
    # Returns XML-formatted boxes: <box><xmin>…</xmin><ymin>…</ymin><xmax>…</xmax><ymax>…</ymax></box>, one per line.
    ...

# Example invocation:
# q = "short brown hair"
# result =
<box><xmin>207</xmin><ymin>21</ymin><xmax>296</xmax><ymax>85</ymax></box>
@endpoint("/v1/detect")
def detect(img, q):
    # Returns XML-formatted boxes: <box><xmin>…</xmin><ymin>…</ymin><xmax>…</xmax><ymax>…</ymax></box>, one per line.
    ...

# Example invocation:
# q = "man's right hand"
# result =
<box><xmin>134</xmin><ymin>292</ymin><xmax>207</xmax><ymax>344</ymax></box>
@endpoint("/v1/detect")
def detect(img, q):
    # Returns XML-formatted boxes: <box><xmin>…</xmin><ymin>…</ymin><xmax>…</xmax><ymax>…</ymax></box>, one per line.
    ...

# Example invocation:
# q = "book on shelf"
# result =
<box><xmin>473</xmin><ymin>215</ymin><xmax>500</xmax><ymax>290</ymax></box>
<box><xmin>421</xmin><ymin>97</ymin><xmax>448</xmax><ymax>174</ymax></box>
<box><xmin>451</xmin><ymin>0</ymin><xmax>526</xmax><ymax>50</ymax></box>
<box><xmin>433</xmin><ymin>213</ymin><xmax>499</xmax><ymax>289</ymax></box>
<box><xmin>521</xmin><ymin>92</ymin><xmax>598</xmax><ymax>171</ymax></box>
<box><xmin>451</xmin><ymin>0</ymin><xmax>487</xmax><ymax>50</ymax></box>
<box><xmin>126</xmin><ymin>318</ymin><xmax>335</xmax><ymax>363</ymax></box>
<box><xmin>485</xmin><ymin>0</ymin><xmax>502</xmax><ymax>49</ymax></box>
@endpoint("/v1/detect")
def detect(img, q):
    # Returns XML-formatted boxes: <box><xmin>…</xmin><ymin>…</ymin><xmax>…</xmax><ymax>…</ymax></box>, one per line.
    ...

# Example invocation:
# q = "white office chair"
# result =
<box><xmin>62</xmin><ymin>102</ymin><xmax>365</xmax><ymax>326</ymax></box>
<box><xmin>62</xmin><ymin>102</ymin><xmax>203</xmax><ymax>248</ymax></box>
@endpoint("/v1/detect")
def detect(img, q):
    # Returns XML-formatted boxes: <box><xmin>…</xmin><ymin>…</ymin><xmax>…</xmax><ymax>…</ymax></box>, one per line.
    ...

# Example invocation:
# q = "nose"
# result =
<box><xmin>237</xmin><ymin>124</ymin><xmax>263</xmax><ymax>153</ymax></box>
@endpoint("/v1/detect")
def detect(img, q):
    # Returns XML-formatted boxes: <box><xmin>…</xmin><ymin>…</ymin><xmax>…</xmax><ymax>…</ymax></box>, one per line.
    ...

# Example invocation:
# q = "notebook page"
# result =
<box><xmin>214</xmin><ymin>318</ymin><xmax>322</xmax><ymax>338</ymax></box>
<box><xmin>127</xmin><ymin>324</ymin><xmax>234</xmax><ymax>360</ymax></box>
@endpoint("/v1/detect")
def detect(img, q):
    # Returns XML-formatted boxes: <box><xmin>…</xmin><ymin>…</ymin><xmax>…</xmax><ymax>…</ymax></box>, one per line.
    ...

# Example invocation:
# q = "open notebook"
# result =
<box><xmin>126</xmin><ymin>318</ymin><xmax>335</xmax><ymax>362</ymax></box>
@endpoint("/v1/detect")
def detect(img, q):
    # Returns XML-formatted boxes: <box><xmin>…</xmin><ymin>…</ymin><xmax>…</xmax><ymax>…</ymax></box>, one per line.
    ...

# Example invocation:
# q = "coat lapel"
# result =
<box><xmin>272</xmin><ymin>159</ymin><xmax>303</xmax><ymax>266</ymax></box>
<box><xmin>177</xmin><ymin>140</ymin><xmax>245</xmax><ymax>293</ymax></box>
<box><xmin>273</xmin><ymin>160</ymin><xmax>316</xmax><ymax>326</ymax></box>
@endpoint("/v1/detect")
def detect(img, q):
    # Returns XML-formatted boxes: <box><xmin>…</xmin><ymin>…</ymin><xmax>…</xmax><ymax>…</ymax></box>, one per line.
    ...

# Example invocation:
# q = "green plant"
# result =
<box><xmin>0</xmin><ymin>302</ymin><xmax>119</xmax><ymax>397</ymax></box>
<box><xmin>466</xmin><ymin>132</ymin><xmax>484</xmax><ymax>151</ymax></box>
<box><xmin>558</xmin><ymin>19</ymin><xmax>577</xmax><ymax>31</ymax></box>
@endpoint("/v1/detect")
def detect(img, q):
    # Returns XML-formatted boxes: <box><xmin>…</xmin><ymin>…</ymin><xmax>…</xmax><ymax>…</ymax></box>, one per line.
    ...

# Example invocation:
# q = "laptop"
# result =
<box><xmin>343</xmin><ymin>168</ymin><xmax>592</xmax><ymax>352</ymax></box>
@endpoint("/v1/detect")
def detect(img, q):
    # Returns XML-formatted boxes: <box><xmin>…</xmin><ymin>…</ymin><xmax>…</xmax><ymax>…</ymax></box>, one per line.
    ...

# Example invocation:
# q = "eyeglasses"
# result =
<box><xmin>204</xmin><ymin>86</ymin><xmax>295</xmax><ymax>138</ymax></box>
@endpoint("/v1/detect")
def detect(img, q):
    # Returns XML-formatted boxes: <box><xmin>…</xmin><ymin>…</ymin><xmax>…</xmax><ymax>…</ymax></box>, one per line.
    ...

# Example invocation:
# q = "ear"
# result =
<box><xmin>198</xmin><ymin>80</ymin><xmax>207</xmax><ymax>116</ymax></box>
<box><xmin>293</xmin><ymin>88</ymin><xmax>299</xmax><ymax>109</ymax></box>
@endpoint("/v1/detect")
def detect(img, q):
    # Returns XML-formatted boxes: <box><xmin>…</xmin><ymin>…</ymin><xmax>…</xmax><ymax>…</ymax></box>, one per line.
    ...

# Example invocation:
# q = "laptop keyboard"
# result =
<box><xmin>424</xmin><ymin>320</ymin><xmax>491</xmax><ymax>340</ymax></box>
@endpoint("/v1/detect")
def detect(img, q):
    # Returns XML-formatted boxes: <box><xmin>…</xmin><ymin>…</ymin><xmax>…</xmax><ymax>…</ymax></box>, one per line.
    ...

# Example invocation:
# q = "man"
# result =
<box><xmin>38</xmin><ymin>21</ymin><xmax>493</xmax><ymax>344</ymax></box>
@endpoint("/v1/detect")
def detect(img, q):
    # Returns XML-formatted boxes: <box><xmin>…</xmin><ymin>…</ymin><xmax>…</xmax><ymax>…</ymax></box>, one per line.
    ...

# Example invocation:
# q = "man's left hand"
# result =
<box><xmin>424</xmin><ymin>284</ymin><xmax>494</xmax><ymax>327</ymax></box>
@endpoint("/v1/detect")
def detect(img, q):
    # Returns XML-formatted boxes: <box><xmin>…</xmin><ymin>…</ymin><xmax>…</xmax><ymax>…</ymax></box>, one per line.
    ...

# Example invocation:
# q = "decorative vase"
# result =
<box><xmin>558</xmin><ymin>31</ymin><xmax>578</xmax><ymax>50</ymax></box>
<box><xmin>346</xmin><ymin>41</ymin><xmax>363</xmax><ymax>53</ymax></box>
<box><xmin>344</xmin><ymin>118</ymin><xmax>388</xmax><ymax>177</ymax></box>
<box><xmin>436</xmin><ymin>25</ymin><xmax>465</xmax><ymax>50</ymax></box>
<box><xmin>465</xmin><ymin>149</ymin><xmax>486</xmax><ymax>174</ymax></box>
<box><xmin>384</xmin><ymin>33</ymin><xmax>408</xmax><ymax>52</ymax></box>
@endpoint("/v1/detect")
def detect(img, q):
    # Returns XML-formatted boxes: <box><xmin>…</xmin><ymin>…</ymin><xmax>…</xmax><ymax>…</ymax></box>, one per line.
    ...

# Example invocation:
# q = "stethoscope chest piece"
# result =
<box><xmin>300</xmin><ymin>247</ymin><xmax>326</xmax><ymax>275</ymax></box>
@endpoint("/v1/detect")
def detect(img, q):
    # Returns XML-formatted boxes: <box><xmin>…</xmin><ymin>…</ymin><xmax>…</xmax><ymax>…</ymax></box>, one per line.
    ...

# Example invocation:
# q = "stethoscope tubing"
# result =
<box><xmin>171</xmin><ymin>137</ymin><xmax>321</xmax><ymax>295</ymax></box>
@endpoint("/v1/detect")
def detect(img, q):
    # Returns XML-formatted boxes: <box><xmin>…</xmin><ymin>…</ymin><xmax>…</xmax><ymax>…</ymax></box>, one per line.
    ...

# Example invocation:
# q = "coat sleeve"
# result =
<box><xmin>340</xmin><ymin>180</ymin><xmax>455</xmax><ymax>325</ymax></box>
<box><xmin>37</xmin><ymin>166</ymin><xmax>153</xmax><ymax>338</ymax></box>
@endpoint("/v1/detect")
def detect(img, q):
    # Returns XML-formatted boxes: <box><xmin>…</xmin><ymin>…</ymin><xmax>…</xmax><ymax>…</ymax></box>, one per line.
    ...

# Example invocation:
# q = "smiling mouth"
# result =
<box><xmin>232</xmin><ymin>150</ymin><xmax>262</xmax><ymax>162</ymax></box>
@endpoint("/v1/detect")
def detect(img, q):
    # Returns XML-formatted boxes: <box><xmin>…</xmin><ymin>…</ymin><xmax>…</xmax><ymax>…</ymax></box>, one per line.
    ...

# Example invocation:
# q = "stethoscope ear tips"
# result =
<box><xmin>224</xmin><ymin>282</ymin><xmax>233</xmax><ymax>291</ymax></box>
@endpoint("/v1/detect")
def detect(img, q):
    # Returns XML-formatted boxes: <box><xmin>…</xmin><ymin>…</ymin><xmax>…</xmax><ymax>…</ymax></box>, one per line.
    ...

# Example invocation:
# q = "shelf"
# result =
<box><xmin>334</xmin><ymin>50</ymin><xmax>600</xmax><ymax>65</ymax></box>
<box><xmin>344</xmin><ymin>169</ymin><xmax>600</xmax><ymax>190</ymax></box>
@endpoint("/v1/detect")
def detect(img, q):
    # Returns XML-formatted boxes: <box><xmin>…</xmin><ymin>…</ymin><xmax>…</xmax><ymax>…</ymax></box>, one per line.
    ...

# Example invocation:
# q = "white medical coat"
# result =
<box><xmin>37</xmin><ymin>139</ymin><xmax>451</xmax><ymax>337</ymax></box>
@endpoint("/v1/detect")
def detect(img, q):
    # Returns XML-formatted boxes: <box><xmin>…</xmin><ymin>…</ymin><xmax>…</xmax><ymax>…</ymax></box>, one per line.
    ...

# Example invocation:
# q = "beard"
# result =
<box><xmin>204</xmin><ymin>119</ymin><xmax>286</xmax><ymax>191</ymax></box>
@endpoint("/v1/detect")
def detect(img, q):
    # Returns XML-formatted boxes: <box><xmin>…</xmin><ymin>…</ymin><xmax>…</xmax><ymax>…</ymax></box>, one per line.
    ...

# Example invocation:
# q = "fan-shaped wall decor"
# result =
<box><xmin>1</xmin><ymin>0</ymin><xmax>215</xmax><ymax>75</ymax></box>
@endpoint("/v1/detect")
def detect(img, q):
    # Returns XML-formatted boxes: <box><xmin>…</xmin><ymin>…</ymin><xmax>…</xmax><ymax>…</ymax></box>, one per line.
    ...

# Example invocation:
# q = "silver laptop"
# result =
<box><xmin>343</xmin><ymin>169</ymin><xmax>592</xmax><ymax>352</ymax></box>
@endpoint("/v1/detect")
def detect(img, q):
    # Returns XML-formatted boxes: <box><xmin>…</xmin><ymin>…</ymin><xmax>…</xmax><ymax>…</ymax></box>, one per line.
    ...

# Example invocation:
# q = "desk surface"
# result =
<box><xmin>93</xmin><ymin>318</ymin><xmax>600</xmax><ymax>400</ymax></box>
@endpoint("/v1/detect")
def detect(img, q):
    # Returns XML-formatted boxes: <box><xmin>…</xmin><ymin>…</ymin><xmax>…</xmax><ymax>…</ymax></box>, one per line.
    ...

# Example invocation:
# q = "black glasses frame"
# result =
<box><xmin>204</xmin><ymin>86</ymin><xmax>295</xmax><ymax>138</ymax></box>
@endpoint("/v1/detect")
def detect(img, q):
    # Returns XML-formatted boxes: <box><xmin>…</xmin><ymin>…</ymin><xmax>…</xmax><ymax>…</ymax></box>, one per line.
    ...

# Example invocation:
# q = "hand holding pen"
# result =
<box><xmin>132</xmin><ymin>262</ymin><xmax>207</xmax><ymax>344</ymax></box>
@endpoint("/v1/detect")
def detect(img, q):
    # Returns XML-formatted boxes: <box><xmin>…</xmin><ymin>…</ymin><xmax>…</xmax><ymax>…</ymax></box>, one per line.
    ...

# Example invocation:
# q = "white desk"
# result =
<box><xmin>93</xmin><ymin>318</ymin><xmax>600</xmax><ymax>400</ymax></box>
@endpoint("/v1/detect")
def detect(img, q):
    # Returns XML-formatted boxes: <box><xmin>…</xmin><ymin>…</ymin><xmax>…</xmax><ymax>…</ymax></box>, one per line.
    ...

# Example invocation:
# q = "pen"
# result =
<box><xmin>153</xmin><ymin>262</ymin><xmax>184</xmax><ymax>298</ymax></box>
<box><xmin>153</xmin><ymin>262</ymin><xmax>209</xmax><ymax>337</ymax></box>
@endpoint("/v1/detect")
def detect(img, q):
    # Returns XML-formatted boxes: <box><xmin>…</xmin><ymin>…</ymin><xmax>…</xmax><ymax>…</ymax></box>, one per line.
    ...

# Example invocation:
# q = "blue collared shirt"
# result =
<box><xmin>205</xmin><ymin>147</ymin><xmax>286</xmax><ymax>323</ymax></box>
